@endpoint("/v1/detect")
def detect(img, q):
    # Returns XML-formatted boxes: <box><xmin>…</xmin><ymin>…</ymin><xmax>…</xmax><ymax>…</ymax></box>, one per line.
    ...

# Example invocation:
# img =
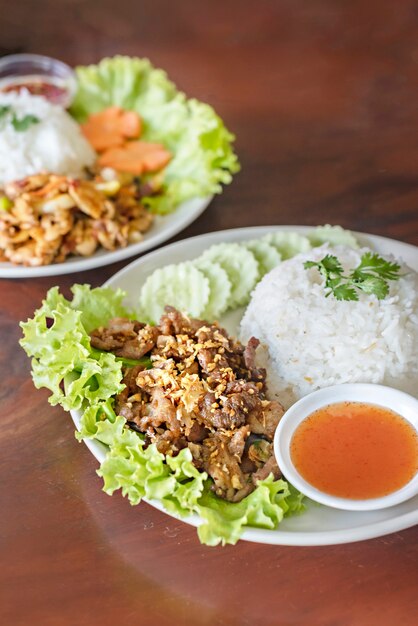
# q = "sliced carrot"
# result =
<box><xmin>119</xmin><ymin>110</ymin><xmax>142</xmax><ymax>138</ymax></box>
<box><xmin>98</xmin><ymin>141</ymin><xmax>171</xmax><ymax>174</ymax></box>
<box><xmin>81</xmin><ymin>106</ymin><xmax>142</xmax><ymax>152</ymax></box>
<box><xmin>125</xmin><ymin>142</ymin><xmax>172</xmax><ymax>172</ymax></box>
<box><xmin>82</xmin><ymin>127</ymin><xmax>123</xmax><ymax>151</ymax></box>
<box><xmin>82</xmin><ymin>108</ymin><xmax>124</xmax><ymax>151</ymax></box>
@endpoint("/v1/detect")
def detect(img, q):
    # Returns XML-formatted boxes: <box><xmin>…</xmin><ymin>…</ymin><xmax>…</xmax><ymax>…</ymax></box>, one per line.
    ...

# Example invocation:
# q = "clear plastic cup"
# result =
<box><xmin>0</xmin><ymin>53</ymin><xmax>77</xmax><ymax>108</ymax></box>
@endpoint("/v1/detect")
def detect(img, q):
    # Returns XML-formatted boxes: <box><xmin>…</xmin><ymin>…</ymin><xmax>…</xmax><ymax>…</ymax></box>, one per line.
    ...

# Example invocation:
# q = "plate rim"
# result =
<box><xmin>0</xmin><ymin>195</ymin><xmax>212</xmax><ymax>278</ymax></box>
<box><xmin>71</xmin><ymin>225</ymin><xmax>418</xmax><ymax>546</ymax></box>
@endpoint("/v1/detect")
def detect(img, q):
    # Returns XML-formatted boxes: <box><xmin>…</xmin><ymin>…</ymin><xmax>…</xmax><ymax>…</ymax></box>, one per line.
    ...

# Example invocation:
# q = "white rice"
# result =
<box><xmin>240</xmin><ymin>244</ymin><xmax>418</xmax><ymax>408</ymax></box>
<box><xmin>0</xmin><ymin>91</ymin><xmax>96</xmax><ymax>184</ymax></box>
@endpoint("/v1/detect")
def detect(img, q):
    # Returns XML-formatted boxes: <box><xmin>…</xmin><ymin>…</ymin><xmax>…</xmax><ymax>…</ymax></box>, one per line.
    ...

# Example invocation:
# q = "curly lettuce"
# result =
<box><xmin>20</xmin><ymin>285</ymin><xmax>129</xmax><ymax>410</ymax></box>
<box><xmin>20</xmin><ymin>284</ymin><xmax>304</xmax><ymax>546</ymax></box>
<box><xmin>70</xmin><ymin>56</ymin><xmax>240</xmax><ymax>214</ymax></box>
<box><xmin>92</xmin><ymin>416</ymin><xmax>207</xmax><ymax>516</ymax></box>
<box><xmin>197</xmin><ymin>477</ymin><xmax>305</xmax><ymax>546</ymax></box>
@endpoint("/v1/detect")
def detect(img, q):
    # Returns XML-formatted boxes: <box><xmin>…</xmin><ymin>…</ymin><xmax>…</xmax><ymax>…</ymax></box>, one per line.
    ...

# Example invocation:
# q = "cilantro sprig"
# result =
<box><xmin>304</xmin><ymin>252</ymin><xmax>401</xmax><ymax>301</ymax></box>
<box><xmin>0</xmin><ymin>105</ymin><xmax>39</xmax><ymax>131</ymax></box>
<box><xmin>11</xmin><ymin>113</ymin><xmax>40</xmax><ymax>131</ymax></box>
<box><xmin>0</xmin><ymin>105</ymin><xmax>11</xmax><ymax>118</ymax></box>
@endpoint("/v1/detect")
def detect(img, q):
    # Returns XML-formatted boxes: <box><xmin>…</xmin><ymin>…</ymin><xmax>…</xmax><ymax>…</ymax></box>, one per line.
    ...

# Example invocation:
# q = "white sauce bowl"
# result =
<box><xmin>274</xmin><ymin>383</ymin><xmax>418</xmax><ymax>511</ymax></box>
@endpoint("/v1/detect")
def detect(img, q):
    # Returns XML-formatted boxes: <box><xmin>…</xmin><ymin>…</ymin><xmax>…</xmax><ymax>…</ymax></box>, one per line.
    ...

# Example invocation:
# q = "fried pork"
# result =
<box><xmin>91</xmin><ymin>307</ymin><xmax>285</xmax><ymax>503</ymax></box>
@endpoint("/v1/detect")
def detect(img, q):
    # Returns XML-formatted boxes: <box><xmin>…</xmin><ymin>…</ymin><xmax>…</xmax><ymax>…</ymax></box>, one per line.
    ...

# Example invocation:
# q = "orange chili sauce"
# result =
<box><xmin>290</xmin><ymin>402</ymin><xmax>418</xmax><ymax>499</ymax></box>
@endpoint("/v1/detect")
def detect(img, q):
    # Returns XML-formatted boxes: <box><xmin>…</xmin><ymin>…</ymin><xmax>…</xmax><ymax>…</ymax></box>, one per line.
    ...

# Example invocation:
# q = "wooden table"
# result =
<box><xmin>2</xmin><ymin>1</ymin><xmax>417</xmax><ymax>624</ymax></box>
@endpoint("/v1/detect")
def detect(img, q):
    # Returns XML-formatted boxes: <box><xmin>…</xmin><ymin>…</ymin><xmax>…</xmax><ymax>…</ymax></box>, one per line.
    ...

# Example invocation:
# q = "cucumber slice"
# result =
<box><xmin>139</xmin><ymin>262</ymin><xmax>210</xmax><ymax>323</ymax></box>
<box><xmin>199</xmin><ymin>243</ymin><xmax>259</xmax><ymax>308</ymax></box>
<box><xmin>193</xmin><ymin>259</ymin><xmax>232</xmax><ymax>320</ymax></box>
<box><xmin>309</xmin><ymin>224</ymin><xmax>359</xmax><ymax>249</ymax></box>
<box><xmin>244</xmin><ymin>239</ymin><xmax>281</xmax><ymax>276</ymax></box>
<box><xmin>263</xmin><ymin>231</ymin><xmax>311</xmax><ymax>259</ymax></box>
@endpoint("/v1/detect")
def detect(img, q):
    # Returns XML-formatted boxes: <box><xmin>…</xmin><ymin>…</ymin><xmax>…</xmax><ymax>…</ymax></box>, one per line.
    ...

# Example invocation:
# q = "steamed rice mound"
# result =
<box><xmin>240</xmin><ymin>245</ymin><xmax>418</xmax><ymax>408</ymax></box>
<box><xmin>0</xmin><ymin>91</ymin><xmax>95</xmax><ymax>184</ymax></box>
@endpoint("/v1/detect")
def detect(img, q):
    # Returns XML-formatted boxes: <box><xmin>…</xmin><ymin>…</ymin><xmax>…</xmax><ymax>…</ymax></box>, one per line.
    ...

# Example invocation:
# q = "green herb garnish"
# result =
<box><xmin>0</xmin><ymin>105</ymin><xmax>11</xmax><ymax>118</ymax></box>
<box><xmin>304</xmin><ymin>252</ymin><xmax>401</xmax><ymax>301</ymax></box>
<box><xmin>11</xmin><ymin>113</ymin><xmax>40</xmax><ymax>131</ymax></box>
<box><xmin>0</xmin><ymin>106</ymin><xmax>40</xmax><ymax>130</ymax></box>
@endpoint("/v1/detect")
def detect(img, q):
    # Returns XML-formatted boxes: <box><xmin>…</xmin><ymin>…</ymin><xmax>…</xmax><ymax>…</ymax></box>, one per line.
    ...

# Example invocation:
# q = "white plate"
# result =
<box><xmin>0</xmin><ymin>195</ymin><xmax>211</xmax><ymax>278</ymax></box>
<box><xmin>71</xmin><ymin>226</ymin><xmax>418</xmax><ymax>545</ymax></box>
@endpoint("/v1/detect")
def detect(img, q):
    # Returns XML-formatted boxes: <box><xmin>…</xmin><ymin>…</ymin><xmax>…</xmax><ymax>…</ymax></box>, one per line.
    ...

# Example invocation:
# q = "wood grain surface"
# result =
<box><xmin>1</xmin><ymin>1</ymin><xmax>417</xmax><ymax>625</ymax></box>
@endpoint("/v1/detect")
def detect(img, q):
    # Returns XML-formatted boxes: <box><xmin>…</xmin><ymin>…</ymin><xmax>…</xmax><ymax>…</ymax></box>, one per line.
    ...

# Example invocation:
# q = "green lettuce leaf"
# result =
<box><xmin>70</xmin><ymin>284</ymin><xmax>131</xmax><ymax>333</ymax></box>
<box><xmin>70</xmin><ymin>56</ymin><xmax>240</xmax><ymax>214</ymax></box>
<box><xmin>19</xmin><ymin>285</ymin><xmax>128</xmax><ymax>410</ymax></box>
<box><xmin>95</xmin><ymin>415</ymin><xmax>207</xmax><ymax>515</ymax></box>
<box><xmin>196</xmin><ymin>475</ymin><xmax>305</xmax><ymax>546</ymax></box>
<box><xmin>75</xmin><ymin>400</ymin><xmax>117</xmax><ymax>440</ymax></box>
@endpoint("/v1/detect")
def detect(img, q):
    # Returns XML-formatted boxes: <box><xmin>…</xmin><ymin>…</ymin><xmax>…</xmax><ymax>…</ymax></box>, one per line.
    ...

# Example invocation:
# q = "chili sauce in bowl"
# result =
<box><xmin>274</xmin><ymin>384</ymin><xmax>418</xmax><ymax>511</ymax></box>
<box><xmin>0</xmin><ymin>54</ymin><xmax>76</xmax><ymax>108</ymax></box>
<box><xmin>290</xmin><ymin>402</ymin><xmax>417</xmax><ymax>499</ymax></box>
